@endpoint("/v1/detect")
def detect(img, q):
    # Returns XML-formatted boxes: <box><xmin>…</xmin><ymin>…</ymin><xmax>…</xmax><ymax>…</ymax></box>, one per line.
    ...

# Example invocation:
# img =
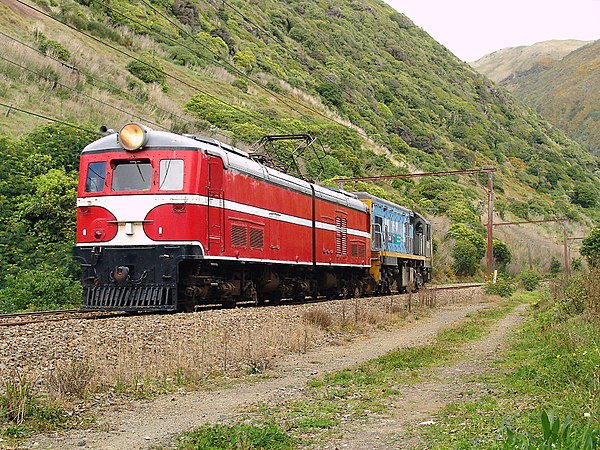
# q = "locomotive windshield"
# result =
<box><xmin>112</xmin><ymin>160</ymin><xmax>152</xmax><ymax>192</ymax></box>
<box><xmin>85</xmin><ymin>161</ymin><xmax>106</xmax><ymax>193</ymax></box>
<box><xmin>159</xmin><ymin>159</ymin><xmax>184</xmax><ymax>190</ymax></box>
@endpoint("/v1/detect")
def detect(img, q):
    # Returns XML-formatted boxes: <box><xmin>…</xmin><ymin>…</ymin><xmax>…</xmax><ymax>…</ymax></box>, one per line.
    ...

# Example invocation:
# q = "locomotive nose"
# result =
<box><xmin>113</xmin><ymin>266</ymin><xmax>130</xmax><ymax>283</ymax></box>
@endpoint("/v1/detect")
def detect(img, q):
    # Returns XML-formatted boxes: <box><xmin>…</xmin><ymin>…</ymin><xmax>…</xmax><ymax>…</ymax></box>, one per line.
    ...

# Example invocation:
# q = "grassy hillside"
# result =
<box><xmin>492</xmin><ymin>40</ymin><xmax>600</xmax><ymax>156</ymax></box>
<box><xmin>471</xmin><ymin>40</ymin><xmax>591</xmax><ymax>84</ymax></box>
<box><xmin>0</xmin><ymin>0</ymin><xmax>599</xmax><ymax>306</ymax></box>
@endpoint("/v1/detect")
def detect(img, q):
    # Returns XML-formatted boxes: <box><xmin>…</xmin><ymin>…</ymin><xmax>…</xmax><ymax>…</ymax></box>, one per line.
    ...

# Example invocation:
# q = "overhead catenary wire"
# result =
<box><xmin>14</xmin><ymin>0</ymin><xmax>282</xmax><ymax>133</ymax></box>
<box><xmin>96</xmin><ymin>0</ymin><xmax>313</xmax><ymax>124</ymax></box>
<box><xmin>0</xmin><ymin>101</ymin><xmax>101</xmax><ymax>135</ymax></box>
<box><xmin>135</xmin><ymin>0</ymin><xmax>351</xmax><ymax>129</ymax></box>
<box><xmin>0</xmin><ymin>54</ymin><xmax>168</xmax><ymax>130</ymax></box>
<box><xmin>218</xmin><ymin>0</ymin><xmax>357</xmax><ymax>122</ymax></box>
<box><xmin>0</xmin><ymin>30</ymin><xmax>206</xmax><ymax>131</ymax></box>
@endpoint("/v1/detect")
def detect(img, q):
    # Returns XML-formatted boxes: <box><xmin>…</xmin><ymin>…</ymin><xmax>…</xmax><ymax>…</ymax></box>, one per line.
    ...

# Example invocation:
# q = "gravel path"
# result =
<box><xmin>327</xmin><ymin>302</ymin><xmax>528</xmax><ymax>449</ymax></box>
<box><xmin>29</xmin><ymin>294</ymin><xmax>494</xmax><ymax>449</ymax></box>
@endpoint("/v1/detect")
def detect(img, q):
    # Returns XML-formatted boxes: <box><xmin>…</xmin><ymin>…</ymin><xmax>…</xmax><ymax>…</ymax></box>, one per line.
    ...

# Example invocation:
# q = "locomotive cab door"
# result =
<box><xmin>207</xmin><ymin>156</ymin><xmax>225</xmax><ymax>253</ymax></box>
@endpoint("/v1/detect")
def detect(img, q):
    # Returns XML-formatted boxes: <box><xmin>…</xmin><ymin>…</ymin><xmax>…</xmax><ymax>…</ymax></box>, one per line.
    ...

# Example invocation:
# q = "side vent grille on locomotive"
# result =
<box><xmin>231</xmin><ymin>223</ymin><xmax>264</xmax><ymax>250</ymax></box>
<box><xmin>249</xmin><ymin>227</ymin><xmax>264</xmax><ymax>250</ymax></box>
<box><xmin>335</xmin><ymin>217</ymin><xmax>347</xmax><ymax>256</ymax></box>
<box><xmin>351</xmin><ymin>243</ymin><xmax>365</xmax><ymax>258</ymax></box>
<box><xmin>231</xmin><ymin>224</ymin><xmax>247</xmax><ymax>247</ymax></box>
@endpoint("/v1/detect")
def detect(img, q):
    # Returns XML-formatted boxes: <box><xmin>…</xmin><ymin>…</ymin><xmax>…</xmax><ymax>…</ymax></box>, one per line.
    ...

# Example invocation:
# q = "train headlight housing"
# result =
<box><xmin>118</xmin><ymin>122</ymin><xmax>149</xmax><ymax>151</ymax></box>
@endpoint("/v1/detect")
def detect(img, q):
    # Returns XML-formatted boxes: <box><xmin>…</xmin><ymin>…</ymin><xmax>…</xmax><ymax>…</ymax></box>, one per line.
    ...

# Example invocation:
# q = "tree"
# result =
<box><xmin>452</xmin><ymin>240</ymin><xmax>479</xmax><ymax>276</ymax></box>
<box><xmin>581</xmin><ymin>227</ymin><xmax>600</xmax><ymax>268</ymax></box>
<box><xmin>316</xmin><ymin>81</ymin><xmax>344</xmax><ymax>108</ymax></box>
<box><xmin>446</xmin><ymin>224</ymin><xmax>486</xmax><ymax>260</ymax></box>
<box><xmin>570</xmin><ymin>183</ymin><xmax>598</xmax><ymax>208</ymax></box>
<box><xmin>492</xmin><ymin>239</ymin><xmax>512</xmax><ymax>273</ymax></box>
<box><xmin>549</xmin><ymin>256</ymin><xmax>562</xmax><ymax>276</ymax></box>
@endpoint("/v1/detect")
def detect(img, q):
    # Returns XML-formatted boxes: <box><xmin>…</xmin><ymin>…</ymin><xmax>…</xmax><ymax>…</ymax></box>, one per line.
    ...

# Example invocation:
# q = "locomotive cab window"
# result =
<box><xmin>85</xmin><ymin>161</ymin><xmax>106</xmax><ymax>193</ymax></box>
<box><xmin>159</xmin><ymin>159</ymin><xmax>184</xmax><ymax>191</ymax></box>
<box><xmin>111</xmin><ymin>159</ymin><xmax>152</xmax><ymax>192</ymax></box>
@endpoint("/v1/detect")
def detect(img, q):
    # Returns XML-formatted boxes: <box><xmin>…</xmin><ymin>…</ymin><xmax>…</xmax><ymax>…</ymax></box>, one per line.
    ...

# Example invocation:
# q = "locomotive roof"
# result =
<box><xmin>83</xmin><ymin>128</ymin><xmax>367</xmax><ymax>213</ymax></box>
<box><xmin>354</xmin><ymin>192</ymin><xmax>431</xmax><ymax>225</ymax></box>
<box><xmin>354</xmin><ymin>192</ymin><xmax>412</xmax><ymax>214</ymax></box>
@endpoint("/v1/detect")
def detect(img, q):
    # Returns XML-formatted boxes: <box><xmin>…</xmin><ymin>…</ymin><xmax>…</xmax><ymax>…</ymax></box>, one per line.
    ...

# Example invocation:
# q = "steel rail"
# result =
<box><xmin>0</xmin><ymin>283</ymin><xmax>484</xmax><ymax>327</ymax></box>
<box><xmin>0</xmin><ymin>309</ymin><xmax>124</xmax><ymax>327</ymax></box>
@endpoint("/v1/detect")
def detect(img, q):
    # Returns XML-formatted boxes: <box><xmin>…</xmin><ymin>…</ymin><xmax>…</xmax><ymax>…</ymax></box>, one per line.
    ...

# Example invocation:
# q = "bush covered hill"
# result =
<box><xmin>0</xmin><ymin>0</ymin><xmax>599</xmax><ymax>310</ymax></box>
<box><xmin>474</xmin><ymin>39</ymin><xmax>600</xmax><ymax>156</ymax></box>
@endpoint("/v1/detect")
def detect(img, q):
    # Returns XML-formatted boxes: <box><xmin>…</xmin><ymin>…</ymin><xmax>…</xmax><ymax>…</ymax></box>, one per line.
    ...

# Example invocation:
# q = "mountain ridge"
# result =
<box><xmin>473</xmin><ymin>38</ymin><xmax>600</xmax><ymax>156</ymax></box>
<box><xmin>471</xmin><ymin>39</ymin><xmax>592</xmax><ymax>83</ymax></box>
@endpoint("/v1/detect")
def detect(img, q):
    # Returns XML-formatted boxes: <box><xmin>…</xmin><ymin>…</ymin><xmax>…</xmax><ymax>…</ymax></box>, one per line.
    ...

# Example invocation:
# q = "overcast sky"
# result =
<box><xmin>383</xmin><ymin>0</ymin><xmax>600</xmax><ymax>61</ymax></box>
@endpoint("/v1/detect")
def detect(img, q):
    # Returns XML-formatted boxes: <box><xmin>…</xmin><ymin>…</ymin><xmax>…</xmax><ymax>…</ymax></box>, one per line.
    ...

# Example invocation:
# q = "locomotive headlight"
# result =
<box><xmin>118</xmin><ymin>122</ymin><xmax>150</xmax><ymax>151</ymax></box>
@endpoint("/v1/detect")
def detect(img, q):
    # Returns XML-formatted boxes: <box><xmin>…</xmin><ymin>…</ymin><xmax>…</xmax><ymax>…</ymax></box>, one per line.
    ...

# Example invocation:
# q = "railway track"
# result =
<box><xmin>0</xmin><ymin>308</ymin><xmax>126</xmax><ymax>327</ymax></box>
<box><xmin>426</xmin><ymin>283</ymin><xmax>485</xmax><ymax>291</ymax></box>
<box><xmin>0</xmin><ymin>283</ymin><xmax>485</xmax><ymax>327</ymax></box>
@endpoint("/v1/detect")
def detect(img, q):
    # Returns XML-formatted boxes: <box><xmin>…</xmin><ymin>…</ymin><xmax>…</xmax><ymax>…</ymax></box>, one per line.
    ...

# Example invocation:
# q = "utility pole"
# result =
<box><xmin>486</xmin><ymin>172</ymin><xmax>494</xmax><ymax>280</ymax></box>
<box><xmin>563</xmin><ymin>221</ymin><xmax>570</xmax><ymax>276</ymax></box>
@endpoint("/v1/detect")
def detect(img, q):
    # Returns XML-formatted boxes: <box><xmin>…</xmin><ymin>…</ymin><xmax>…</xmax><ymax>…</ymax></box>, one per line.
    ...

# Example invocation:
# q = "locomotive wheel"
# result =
<box><xmin>222</xmin><ymin>298</ymin><xmax>236</xmax><ymax>309</ymax></box>
<box><xmin>268</xmin><ymin>291</ymin><xmax>282</xmax><ymax>306</ymax></box>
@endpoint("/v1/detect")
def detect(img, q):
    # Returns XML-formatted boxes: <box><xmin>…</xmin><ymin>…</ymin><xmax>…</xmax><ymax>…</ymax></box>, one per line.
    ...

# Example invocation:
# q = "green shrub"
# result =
<box><xmin>558</xmin><ymin>275</ymin><xmax>588</xmax><ymax>318</ymax></box>
<box><xmin>316</xmin><ymin>80</ymin><xmax>344</xmax><ymax>108</ymax></box>
<box><xmin>126</xmin><ymin>53</ymin><xmax>168</xmax><ymax>91</ymax></box>
<box><xmin>33</xmin><ymin>30</ymin><xmax>70</xmax><ymax>62</ymax></box>
<box><xmin>0</xmin><ymin>267</ymin><xmax>82</xmax><ymax>313</ymax></box>
<box><xmin>234</xmin><ymin>48</ymin><xmax>256</xmax><ymax>72</ymax></box>
<box><xmin>581</xmin><ymin>227</ymin><xmax>600</xmax><ymax>268</ymax></box>
<box><xmin>550</xmin><ymin>256</ymin><xmax>562</xmax><ymax>276</ymax></box>
<box><xmin>446</xmin><ymin>224</ymin><xmax>486</xmax><ymax>260</ymax></box>
<box><xmin>519</xmin><ymin>270</ymin><xmax>541</xmax><ymax>291</ymax></box>
<box><xmin>231</xmin><ymin>78</ymin><xmax>248</xmax><ymax>92</ymax></box>
<box><xmin>493</xmin><ymin>238</ymin><xmax>512</xmax><ymax>272</ymax></box>
<box><xmin>452</xmin><ymin>240</ymin><xmax>480</xmax><ymax>276</ymax></box>
<box><xmin>485</xmin><ymin>276</ymin><xmax>515</xmax><ymax>297</ymax></box>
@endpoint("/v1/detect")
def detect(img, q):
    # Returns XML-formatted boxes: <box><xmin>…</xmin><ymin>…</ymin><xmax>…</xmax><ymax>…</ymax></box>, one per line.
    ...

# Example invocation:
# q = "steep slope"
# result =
<box><xmin>0</xmin><ymin>0</ymin><xmax>598</xmax><ymax>289</ymax></box>
<box><xmin>471</xmin><ymin>40</ymin><xmax>591</xmax><ymax>84</ymax></box>
<box><xmin>495</xmin><ymin>40</ymin><xmax>600</xmax><ymax>156</ymax></box>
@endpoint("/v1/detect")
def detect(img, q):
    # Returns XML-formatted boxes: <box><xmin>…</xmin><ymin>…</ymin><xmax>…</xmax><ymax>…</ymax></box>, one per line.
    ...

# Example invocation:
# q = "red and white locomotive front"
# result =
<box><xmin>74</xmin><ymin>123</ymin><xmax>371</xmax><ymax>311</ymax></box>
<box><xmin>74</xmin><ymin>123</ymin><xmax>214</xmax><ymax>310</ymax></box>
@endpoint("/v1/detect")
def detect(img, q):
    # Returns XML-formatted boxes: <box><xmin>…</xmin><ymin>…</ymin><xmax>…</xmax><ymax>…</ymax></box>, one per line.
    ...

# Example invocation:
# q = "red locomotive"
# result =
<box><xmin>73</xmin><ymin>123</ymin><xmax>431</xmax><ymax>311</ymax></box>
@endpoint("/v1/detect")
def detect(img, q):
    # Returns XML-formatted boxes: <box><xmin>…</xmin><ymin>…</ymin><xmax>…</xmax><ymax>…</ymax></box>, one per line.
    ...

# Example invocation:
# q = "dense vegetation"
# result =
<box><xmin>0</xmin><ymin>125</ymin><xmax>90</xmax><ymax>312</ymax></box>
<box><xmin>1</xmin><ymin>0</ymin><xmax>599</xmax><ymax>310</ymax></box>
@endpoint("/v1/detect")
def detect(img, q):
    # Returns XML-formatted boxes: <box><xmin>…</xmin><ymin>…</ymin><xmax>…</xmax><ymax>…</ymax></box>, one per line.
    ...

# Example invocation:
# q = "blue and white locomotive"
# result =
<box><xmin>355</xmin><ymin>192</ymin><xmax>432</xmax><ymax>292</ymax></box>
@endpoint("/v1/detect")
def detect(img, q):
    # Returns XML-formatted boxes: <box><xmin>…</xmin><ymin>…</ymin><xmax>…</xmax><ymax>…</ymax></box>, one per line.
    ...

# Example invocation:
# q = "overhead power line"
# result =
<box><xmin>218</xmin><ymin>0</ymin><xmax>353</xmax><ymax>119</ymax></box>
<box><xmin>14</xmin><ymin>0</ymin><xmax>282</xmax><ymax>133</ymax></box>
<box><xmin>0</xmin><ymin>101</ymin><xmax>101</xmax><ymax>135</ymax></box>
<box><xmin>135</xmin><ymin>0</ymin><xmax>350</xmax><ymax>129</ymax></box>
<box><xmin>0</xmin><ymin>54</ymin><xmax>169</xmax><ymax>130</ymax></box>
<box><xmin>100</xmin><ymin>0</ymin><xmax>312</xmax><ymax>123</ymax></box>
<box><xmin>0</xmin><ymin>30</ymin><xmax>204</xmax><ymax>131</ymax></box>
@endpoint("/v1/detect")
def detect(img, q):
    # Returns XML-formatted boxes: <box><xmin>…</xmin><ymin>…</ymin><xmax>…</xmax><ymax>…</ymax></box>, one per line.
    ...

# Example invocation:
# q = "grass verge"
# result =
<box><xmin>415</xmin><ymin>289</ymin><xmax>600</xmax><ymax>449</ymax></box>
<box><xmin>177</xmin><ymin>295</ymin><xmax>519</xmax><ymax>448</ymax></box>
<box><xmin>0</xmin><ymin>371</ymin><xmax>93</xmax><ymax>446</ymax></box>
